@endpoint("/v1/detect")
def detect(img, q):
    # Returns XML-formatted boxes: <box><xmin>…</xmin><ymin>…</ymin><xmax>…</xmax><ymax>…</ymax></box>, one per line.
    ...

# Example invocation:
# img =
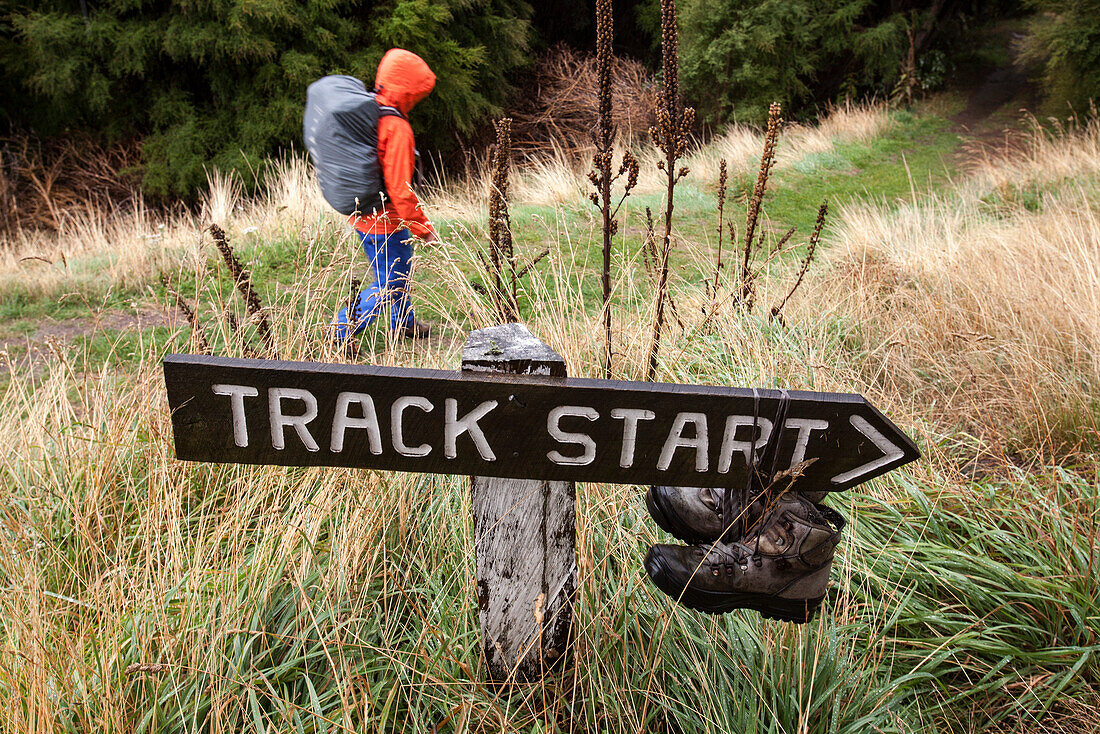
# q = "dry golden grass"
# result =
<box><xmin>2</xmin><ymin>102</ymin><xmax>1096</xmax><ymax>464</ymax></box>
<box><xmin>0</xmin><ymin>157</ymin><xmax>350</xmax><ymax>306</ymax></box>
<box><xmin>5</xmin><ymin>101</ymin><xmax>1096</xmax><ymax>463</ymax></box>
<box><xmin>788</xmin><ymin>116</ymin><xmax>1100</xmax><ymax>458</ymax></box>
<box><xmin>429</xmin><ymin>101</ymin><xmax>895</xmax><ymax>221</ymax></box>
<box><xmin>971</xmin><ymin>114</ymin><xmax>1100</xmax><ymax>191</ymax></box>
<box><xmin>0</xmin><ymin>102</ymin><xmax>891</xmax><ymax>304</ymax></box>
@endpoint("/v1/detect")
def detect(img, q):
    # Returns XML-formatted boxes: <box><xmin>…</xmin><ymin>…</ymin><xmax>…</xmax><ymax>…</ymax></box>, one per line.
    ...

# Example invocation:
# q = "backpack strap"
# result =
<box><xmin>377</xmin><ymin>104</ymin><xmax>405</xmax><ymax>120</ymax></box>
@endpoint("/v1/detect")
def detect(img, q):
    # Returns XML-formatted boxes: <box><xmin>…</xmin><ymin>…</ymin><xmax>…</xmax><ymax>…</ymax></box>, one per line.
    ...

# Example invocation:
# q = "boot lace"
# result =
<box><xmin>700</xmin><ymin>542</ymin><xmax>759</xmax><ymax>576</ymax></box>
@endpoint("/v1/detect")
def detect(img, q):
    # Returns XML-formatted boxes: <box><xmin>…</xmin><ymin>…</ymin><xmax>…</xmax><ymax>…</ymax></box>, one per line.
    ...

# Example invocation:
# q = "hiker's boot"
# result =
<box><xmin>400</xmin><ymin>321</ymin><xmax>431</xmax><ymax>339</ymax></box>
<box><xmin>646</xmin><ymin>485</ymin><xmax>748</xmax><ymax>544</ymax></box>
<box><xmin>644</xmin><ymin>493</ymin><xmax>845</xmax><ymax>623</ymax></box>
<box><xmin>647</xmin><ymin>484</ymin><xmax>828</xmax><ymax>543</ymax></box>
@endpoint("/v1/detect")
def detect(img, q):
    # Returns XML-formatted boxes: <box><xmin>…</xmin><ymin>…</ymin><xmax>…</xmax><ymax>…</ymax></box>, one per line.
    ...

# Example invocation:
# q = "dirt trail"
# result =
<box><xmin>1</xmin><ymin>306</ymin><xmax>174</xmax><ymax>376</ymax></box>
<box><xmin>954</xmin><ymin>64</ymin><xmax>1028</xmax><ymax>129</ymax></box>
<box><xmin>951</xmin><ymin>31</ymin><xmax>1040</xmax><ymax>167</ymax></box>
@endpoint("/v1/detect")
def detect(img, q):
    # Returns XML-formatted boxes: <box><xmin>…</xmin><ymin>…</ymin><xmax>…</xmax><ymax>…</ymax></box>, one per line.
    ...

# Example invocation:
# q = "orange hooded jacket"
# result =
<box><xmin>350</xmin><ymin>49</ymin><xmax>437</xmax><ymax>238</ymax></box>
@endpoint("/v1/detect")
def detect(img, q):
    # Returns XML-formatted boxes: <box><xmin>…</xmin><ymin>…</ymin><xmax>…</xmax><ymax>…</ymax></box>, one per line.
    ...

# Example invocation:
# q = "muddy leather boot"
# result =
<box><xmin>644</xmin><ymin>493</ymin><xmax>845</xmax><ymax>623</ymax></box>
<box><xmin>647</xmin><ymin>484</ymin><xmax>827</xmax><ymax>543</ymax></box>
<box><xmin>645</xmin><ymin>486</ymin><xmax>736</xmax><ymax>544</ymax></box>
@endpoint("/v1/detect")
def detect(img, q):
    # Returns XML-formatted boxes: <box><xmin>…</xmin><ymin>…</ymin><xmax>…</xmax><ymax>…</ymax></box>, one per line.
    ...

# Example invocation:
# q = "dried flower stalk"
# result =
<box><xmin>209</xmin><ymin>223</ymin><xmax>273</xmax><ymax>354</ymax></box>
<box><xmin>641</xmin><ymin>207</ymin><xmax>658</xmax><ymax>278</ymax></box>
<box><xmin>701</xmin><ymin>109</ymin><xmax>827</xmax><ymax>328</ymax></box>
<box><xmin>708</xmin><ymin>158</ymin><xmax>728</xmax><ymax>315</ymax></box>
<box><xmin>645</xmin><ymin>0</ymin><xmax>694</xmax><ymax>381</ymax></box>
<box><xmin>586</xmin><ymin>0</ymin><xmax>640</xmax><ymax>377</ymax></box>
<box><xmin>225</xmin><ymin>310</ymin><xmax>259</xmax><ymax>359</ymax></box>
<box><xmin>770</xmin><ymin>201</ymin><xmax>827</xmax><ymax>324</ymax></box>
<box><xmin>162</xmin><ymin>275</ymin><xmax>211</xmax><ymax>355</ymax></box>
<box><xmin>487</xmin><ymin>118</ymin><xmax>518</xmax><ymax>322</ymax></box>
<box><xmin>738</xmin><ymin>102</ymin><xmax>782</xmax><ymax>310</ymax></box>
<box><xmin>714</xmin><ymin>159</ymin><xmax>728</xmax><ymax>289</ymax></box>
<box><xmin>515</xmin><ymin>248</ymin><xmax>550</xmax><ymax>280</ymax></box>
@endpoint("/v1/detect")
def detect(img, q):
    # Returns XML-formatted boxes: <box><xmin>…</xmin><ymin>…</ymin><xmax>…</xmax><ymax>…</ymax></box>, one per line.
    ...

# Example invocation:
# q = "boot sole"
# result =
<box><xmin>645</xmin><ymin>552</ymin><xmax>825</xmax><ymax>624</ymax></box>
<box><xmin>645</xmin><ymin>487</ymin><xmax>716</xmax><ymax>544</ymax></box>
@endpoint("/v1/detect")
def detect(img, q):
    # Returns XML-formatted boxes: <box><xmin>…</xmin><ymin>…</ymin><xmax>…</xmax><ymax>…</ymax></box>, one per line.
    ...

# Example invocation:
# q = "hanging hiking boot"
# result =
<box><xmin>646</xmin><ymin>485</ymin><xmax>723</xmax><ymax>544</ymax></box>
<box><xmin>646</xmin><ymin>481</ymin><xmax>826</xmax><ymax>544</ymax></box>
<box><xmin>646</xmin><ymin>390</ymin><xmax>786</xmax><ymax>546</ymax></box>
<box><xmin>646</xmin><ymin>485</ymin><xmax>760</xmax><ymax>544</ymax></box>
<box><xmin>644</xmin><ymin>492</ymin><xmax>845</xmax><ymax>623</ymax></box>
<box><xmin>647</xmin><ymin>390</ymin><xmax>833</xmax><ymax>544</ymax></box>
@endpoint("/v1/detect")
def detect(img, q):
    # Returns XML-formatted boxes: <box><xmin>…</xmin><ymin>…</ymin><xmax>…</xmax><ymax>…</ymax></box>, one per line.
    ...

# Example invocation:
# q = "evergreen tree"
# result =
<box><xmin>7</xmin><ymin>0</ymin><xmax>532</xmax><ymax>197</ymax></box>
<box><xmin>0</xmin><ymin>0</ymin><xmax>34</xmax><ymax>127</ymax></box>
<box><xmin>670</xmin><ymin>0</ymin><xmax>991</xmax><ymax>124</ymax></box>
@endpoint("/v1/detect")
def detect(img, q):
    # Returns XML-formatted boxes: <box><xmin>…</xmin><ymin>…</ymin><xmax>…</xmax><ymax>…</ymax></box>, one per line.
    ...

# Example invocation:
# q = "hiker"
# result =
<box><xmin>307</xmin><ymin>49</ymin><xmax>438</xmax><ymax>341</ymax></box>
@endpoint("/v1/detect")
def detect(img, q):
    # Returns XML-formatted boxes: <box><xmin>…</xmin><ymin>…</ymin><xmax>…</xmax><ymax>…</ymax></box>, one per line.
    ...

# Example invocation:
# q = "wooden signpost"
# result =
<box><xmin>461</xmin><ymin>324</ymin><xmax>574</xmax><ymax>681</ymax></box>
<box><xmin>162</xmin><ymin>323</ymin><xmax>919</xmax><ymax>682</ymax></box>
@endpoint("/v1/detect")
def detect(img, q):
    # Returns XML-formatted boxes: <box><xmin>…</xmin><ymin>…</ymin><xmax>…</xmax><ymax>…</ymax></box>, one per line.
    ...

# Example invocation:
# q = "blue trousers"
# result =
<box><xmin>334</xmin><ymin>229</ymin><xmax>416</xmax><ymax>339</ymax></box>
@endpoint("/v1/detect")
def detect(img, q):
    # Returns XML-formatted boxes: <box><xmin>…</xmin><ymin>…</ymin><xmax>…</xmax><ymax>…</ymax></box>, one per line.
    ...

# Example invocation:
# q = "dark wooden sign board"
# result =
<box><xmin>162</xmin><ymin>324</ymin><xmax>919</xmax><ymax>683</ymax></box>
<box><xmin>163</xmin><ymin>355</ymin><xmax>918</xmax><ymax>493</ymax></box>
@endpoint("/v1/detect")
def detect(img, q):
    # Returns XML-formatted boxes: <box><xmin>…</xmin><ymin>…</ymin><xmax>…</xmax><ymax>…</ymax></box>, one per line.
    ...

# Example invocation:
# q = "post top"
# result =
<box><xmin>462</xmin><ymin>323</ymin><xmax>567</xmax><ymax>377</ymax></box>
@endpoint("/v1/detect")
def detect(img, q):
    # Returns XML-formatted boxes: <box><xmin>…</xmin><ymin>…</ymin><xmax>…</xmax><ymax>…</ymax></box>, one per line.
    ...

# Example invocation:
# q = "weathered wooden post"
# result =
<box><xmin>461</xmin><ymin>323</ymin><xmax>575</xmax><ymax>683</ymax></box>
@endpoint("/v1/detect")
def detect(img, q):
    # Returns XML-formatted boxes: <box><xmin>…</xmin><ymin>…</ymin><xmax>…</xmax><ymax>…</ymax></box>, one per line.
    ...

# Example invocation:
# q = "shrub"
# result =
<box><xmin>668</xmin><ymin>0</ymin><xmax>1013</xmax><ymax>125</ymax></box>
<box><xmin>1020</xmin><ymin>0</ymin><xmax>1100</xmax><ymax>113</ymax></box>
<box><xmin>509</xmin><ymin>46</ymin><xmax>657</xmax><ymax>155</ymax></box>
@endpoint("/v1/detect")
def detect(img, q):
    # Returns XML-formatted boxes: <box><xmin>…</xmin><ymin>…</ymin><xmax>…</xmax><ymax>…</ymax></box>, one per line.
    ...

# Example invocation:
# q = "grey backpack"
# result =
<box><xmin>303</xmin><ymin>75</ymin><xmax>404</xmax><ymax>216</ymax></box>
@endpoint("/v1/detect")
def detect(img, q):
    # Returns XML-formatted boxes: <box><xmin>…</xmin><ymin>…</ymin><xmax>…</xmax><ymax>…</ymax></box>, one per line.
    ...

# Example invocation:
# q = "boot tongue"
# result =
<box><xmin>753</xmin><ymin>495</ymin><xmax>837</xmax><ymax>555</ymax></box>
<box><xmin>778</xmin><ymin>492</ymin><xmax>827</xmax><ymax>527</ymax></box>
<box><xmin>802</xmin><ymin>498</ymin><xmax>827</xmax><ymax>526</ymax></box>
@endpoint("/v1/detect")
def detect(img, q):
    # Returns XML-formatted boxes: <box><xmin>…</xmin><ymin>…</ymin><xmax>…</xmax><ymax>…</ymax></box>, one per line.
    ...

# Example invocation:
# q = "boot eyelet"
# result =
<box><xmin>753</xmin><ymin>557</ymin><xmax>762</xmax><ymax>567</ymax></box>
<box><xmin>725</xmin><ymin>565</ymin><xmax>735</xmax><ymax>575</ymax></box>
<box><xmin>711</xmin><ymin>567</ymin><xmax>721</xmax><ymax>577</ymax></box>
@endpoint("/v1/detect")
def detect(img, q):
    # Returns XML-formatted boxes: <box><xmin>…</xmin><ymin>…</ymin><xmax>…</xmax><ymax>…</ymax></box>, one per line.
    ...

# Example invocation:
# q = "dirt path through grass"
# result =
<box><xmin>951</xmin><ymin>26</ymin><xmax>1041</xmax><ymax>167</ymax></box>
<box><xmin>1</xmin><ymin>305</ymin><xmax>173</xmax><ymax>377</ymax></box>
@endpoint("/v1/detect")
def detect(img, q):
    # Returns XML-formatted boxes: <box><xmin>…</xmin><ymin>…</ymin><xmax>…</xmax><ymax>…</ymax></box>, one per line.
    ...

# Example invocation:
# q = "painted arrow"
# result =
<box><xmin>830</xmin><ymin>415</ymin><xmax>908</xmax><ymax>487</ymax></box>
<box><xmin>163</xmin><ymin>354</ymin><xmax>920</xmax><ymax>492</ymax></box>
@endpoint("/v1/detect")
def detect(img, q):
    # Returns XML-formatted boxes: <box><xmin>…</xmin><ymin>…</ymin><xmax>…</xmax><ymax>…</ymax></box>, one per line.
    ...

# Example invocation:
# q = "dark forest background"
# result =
<box><xmin>1</xmin><ymin>0</ymin><xmax>1097</xmax><ymax>199</ymax></box>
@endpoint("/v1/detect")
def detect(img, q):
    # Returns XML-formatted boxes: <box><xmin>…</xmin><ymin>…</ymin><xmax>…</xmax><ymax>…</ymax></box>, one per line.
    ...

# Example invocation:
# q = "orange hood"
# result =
<box><xmin>374</xmin><ymin>49</ymin><xmax>436</xmax><ymax>116</ymax></box>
